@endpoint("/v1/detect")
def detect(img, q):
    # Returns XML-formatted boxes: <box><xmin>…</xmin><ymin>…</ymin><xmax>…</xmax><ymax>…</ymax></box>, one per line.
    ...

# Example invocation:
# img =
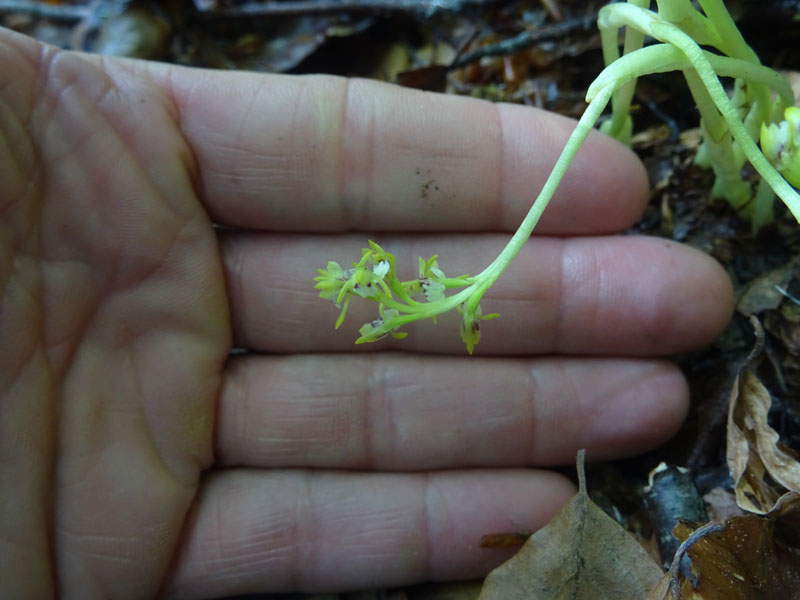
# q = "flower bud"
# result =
<box><xmin>761</xmin><ymin>106</ymin><xmax>800</xmax><ymax>187</ymax></box>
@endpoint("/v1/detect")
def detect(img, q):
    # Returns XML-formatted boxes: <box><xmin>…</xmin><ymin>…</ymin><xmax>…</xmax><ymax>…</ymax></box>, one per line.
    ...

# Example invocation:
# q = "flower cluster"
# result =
<box><xmin>313</xmin><ymin>241</ymin><xmax>396</xmax><ymax>331</ymax></box>
<box><xmin>761</xmin><ymin>106</ymin><xmax>800</xmax><ymax>189</ymax></box>
<box><xmin>313</xmin><ymin>241</ymin><xmax>495</xmax><ymax>351</ymax></box>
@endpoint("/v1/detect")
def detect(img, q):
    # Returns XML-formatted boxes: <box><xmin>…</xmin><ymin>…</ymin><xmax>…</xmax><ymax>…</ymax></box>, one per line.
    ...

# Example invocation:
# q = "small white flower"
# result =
<box><xmin>421</xmin><ymin>278</ymin><xmax>445</xmax><ymax>302</ymax></box>
<box><xmin>357</xmin><ymin>308</ymin><xmax>406</xmax><ymax>342</ymax></box>
<box><xmin>352</xmin><ymin>265</ymin><xmax>380</xmax><ymax>299</ymax></box>
<box><xmin>373</xmin><ymin>260</ymin><xmax>390</xmax><ymax>278</ymax></box>
<box><xmin>314</xmin><ymin>261</ymin><xmax>350</xmax><ymax>300</ymax></box>
<box><xmin>761</xmin><ymin>106</ymin><xmax>800</xmax><ymax>187</ymax></box>
<box><xmin>761</xmin><ymin>121</ymin><xmax>790</xmax><ymax>162</ymax></box>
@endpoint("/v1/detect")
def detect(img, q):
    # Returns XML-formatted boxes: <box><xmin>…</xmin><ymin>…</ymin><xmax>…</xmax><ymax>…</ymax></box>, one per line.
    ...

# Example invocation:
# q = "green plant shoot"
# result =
<box><xmin>315</xmin><ymin>0</ymin><xmax>800</xmax><ymax>354</ymax></box>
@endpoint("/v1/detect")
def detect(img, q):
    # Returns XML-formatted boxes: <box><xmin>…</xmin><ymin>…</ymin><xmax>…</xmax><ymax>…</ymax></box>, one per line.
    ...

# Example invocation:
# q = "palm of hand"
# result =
<box><xmin>0</xmin><ymin>26</ymin><xmax>734</xmax><ymax>600</ymax></box>
<box><xmin>1</xmin><ymin>37</ymin><xmax>228</xmax><ymax>598</ymax></box>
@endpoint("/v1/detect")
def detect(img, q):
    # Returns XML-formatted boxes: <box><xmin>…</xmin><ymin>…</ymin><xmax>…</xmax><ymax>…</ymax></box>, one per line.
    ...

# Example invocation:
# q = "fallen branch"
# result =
<box><xmin>195</xmin><ymin>0</ymin><xmax>500</xmax><ymax>19</ymax></box>
<box><xmin>0</xmin><ymin>0</ymin><xmax>88</xmax><ymax>20</ymax></box>
<box><xmin>451</xmin><ymin>12</ymin><xmax>597</xmax><ymax>68</ymax></box>
<box><xmin>0</xmin><ymin>0</ymin><xmax>130</xmax><ymax>22</ymax></box>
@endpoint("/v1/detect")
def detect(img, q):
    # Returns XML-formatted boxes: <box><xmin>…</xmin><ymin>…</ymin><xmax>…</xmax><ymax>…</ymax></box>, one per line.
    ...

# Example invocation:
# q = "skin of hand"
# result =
<box><xmin>0</xmin><ymin>25</ymin><xmax>733</xmax><ymax>600</ymax></box>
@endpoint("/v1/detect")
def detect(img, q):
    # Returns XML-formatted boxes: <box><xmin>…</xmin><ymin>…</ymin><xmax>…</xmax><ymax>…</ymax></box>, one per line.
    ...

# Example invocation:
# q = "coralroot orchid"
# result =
<box><xmin>316</xmin><ymin>0</ymin><xmax>800</xmax><ymax>353</ymax></box>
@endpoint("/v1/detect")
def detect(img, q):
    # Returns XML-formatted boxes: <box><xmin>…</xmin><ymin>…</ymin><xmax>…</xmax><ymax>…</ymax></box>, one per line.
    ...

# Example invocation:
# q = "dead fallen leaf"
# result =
<box><xmin>735</xmin><ymin>260</ymin><xmax>796</xmax><ymax>316</ymax></box>
<box><xmin>478</xmin><ymin>451</ymin><xmax>663</xmax><ymax>599</ymax></box>
<box><xmin>648</xmin><ymin>493</ymin><xmax>800</xmax><ymax>599</ymax></box>
<box><xmin>726</xmin><ymin>367</ymin><xmax>800</xmax><ymax>514</ymax></box>
<box><xmin>92</xmin><ymin>4</ymin><xmax>171</xmax><ymax>60</ymax></box>
<box><xmin>396</xmin><ymin>65</ymin><xmax>450</xmax><ymax>91</ymax></box>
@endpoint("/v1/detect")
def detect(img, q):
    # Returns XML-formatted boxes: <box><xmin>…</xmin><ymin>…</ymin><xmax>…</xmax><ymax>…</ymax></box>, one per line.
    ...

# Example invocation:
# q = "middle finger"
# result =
<box><xmin>222</xmin><ymin>233</ymin><xmax>733</xmax><ymax>355</ymax></box>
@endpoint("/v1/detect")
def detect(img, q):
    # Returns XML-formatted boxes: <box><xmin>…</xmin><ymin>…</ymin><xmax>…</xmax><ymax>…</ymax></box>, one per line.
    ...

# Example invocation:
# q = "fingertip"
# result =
<box><xmin>645</xmin><ymin>239</ymin><xmax>734</xmax><ymax>353</ymax></box>
<box><xmin>581</xmin><ymin>360</ymin><xmax>690</xmax><ymax>462</ymax></box>
<box><xmin>555</xmin><ymin>236</ymin><xmax>734</xmax><ymax>355</ymax></box>
<box><xmin>684</xmin><ymin>243</ymin><xmax>735</xmax><ymax>341</ymax></box>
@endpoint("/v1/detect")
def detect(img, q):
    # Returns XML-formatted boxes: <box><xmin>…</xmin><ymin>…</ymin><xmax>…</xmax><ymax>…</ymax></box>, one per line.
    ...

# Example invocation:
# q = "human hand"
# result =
<box><xmin>0</xmin><ymin>26</ymin><xmax>732</xmax><ymax>599</ymax></box>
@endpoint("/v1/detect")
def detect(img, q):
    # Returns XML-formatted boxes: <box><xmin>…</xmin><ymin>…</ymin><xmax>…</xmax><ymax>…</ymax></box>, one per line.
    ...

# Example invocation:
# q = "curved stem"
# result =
<box><xmin>464</xmin><ymin>83</ymin><xmax>615</xmax><ymax>310</ymax></box>
<box><xmin>697</xmin><ymin>0</ymin><xmax>759</xmax><ymax>62</ymax></box>
<box><xmin>588</xmin><ymin>44</ymin><xmax>794</xmax><ymax>109</ymax></box>
<box><xmin>361</xmin><ymin>84</ymin><xmax>617</xmax><ymax>339</ymax></box>
<box><xmin>603</xmin><ymin>0</ymin><xmax>649</xmax><ymax>140</ymax></box>
<box><xmin>655</xmin><ymin>0</ymin><xmax>717</xmax><ymax>46</ymax></box>
<box><xmin>355</xmin><ymin>282</ymin><xmax>478</xmax><ymax>342</ymax></box>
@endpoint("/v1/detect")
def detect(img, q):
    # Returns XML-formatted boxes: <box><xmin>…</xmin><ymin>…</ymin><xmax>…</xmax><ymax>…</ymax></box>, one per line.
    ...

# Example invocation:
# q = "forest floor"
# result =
<box><xmin>4</xmin><ymin>1</ymin><xmax>800</xmax><ymax>598</ymax></box>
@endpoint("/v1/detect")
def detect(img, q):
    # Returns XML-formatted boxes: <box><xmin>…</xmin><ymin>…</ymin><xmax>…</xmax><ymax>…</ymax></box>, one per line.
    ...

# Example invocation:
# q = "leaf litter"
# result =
<box><xmin>479</xmin><ymin>451</ymin><xmax>664</xmax><ymax>600</ymax></box>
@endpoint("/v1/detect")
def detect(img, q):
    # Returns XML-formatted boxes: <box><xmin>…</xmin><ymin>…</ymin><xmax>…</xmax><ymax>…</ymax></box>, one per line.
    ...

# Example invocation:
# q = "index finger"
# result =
<box><xmin>150</xmin><ymin>67</ymin><xmax>648</xmax><ymax>234</ymax></box>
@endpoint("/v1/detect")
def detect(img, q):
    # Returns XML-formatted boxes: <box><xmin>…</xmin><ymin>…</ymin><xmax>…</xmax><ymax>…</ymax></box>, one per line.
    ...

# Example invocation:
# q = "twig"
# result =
<box><xmin>0</xmin><ymin>0</ymin><xmax>130</xmax><ymax>23</ymax></box>
<box><xmin>668</xmin><ymin>521</ymin><xmax>726</xmax><ymax>599</ymax></box>
<box><xmin>638</xmin><ymin>94</ymin><xmax>681</xmax><ymax>143</ymax></box>
<box><xmin>196</xmin><ymin>0</ymin><xmax>500</xmax><ymax>19</ymax></box>
<box><xmin>539</xmin><ymin>0</ymin><xmax>562</xmax><ymax>23</ymax></box>
<box><xmin>450</xmin><ymin>11</ymin><xmax>598</xmax><ymax>68</ymax></box>
<box><xmin>0</xmin><ymin>0</ymin><xmax>89</xmax><ymax>20</ymax></box>
<box><xmin>775</xmin><ymin>284</ymin><xmax>800</xmax><ymax>305</ymax></box>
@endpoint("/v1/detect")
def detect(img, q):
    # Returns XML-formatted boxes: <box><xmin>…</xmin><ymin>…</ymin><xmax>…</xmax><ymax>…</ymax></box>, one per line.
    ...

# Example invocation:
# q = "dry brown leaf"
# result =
<box><xmin>735</xmin><ymin>260</ymin><xmax>796</xmax><ymax>316</ymax></box>
<box><xmin>726</xmin><ymin>367</ymin><xmax>800</xmax><ymax>514</ymax></box>
<box><xmin>92</xmin><ymin>5</ymin><xmax>171</xmax><ymax>60</ymax></box>
<box><xmin>648</xmin><ymin>493</ymin><xmax>800</xmax><ymax>599</ymax></box>
<box><xmin>478</xmin><ymin>452</ymin><xmax>663</xmax><ymax>600</ymax></box>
